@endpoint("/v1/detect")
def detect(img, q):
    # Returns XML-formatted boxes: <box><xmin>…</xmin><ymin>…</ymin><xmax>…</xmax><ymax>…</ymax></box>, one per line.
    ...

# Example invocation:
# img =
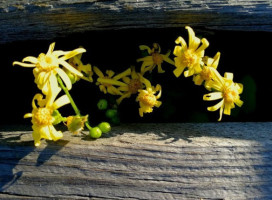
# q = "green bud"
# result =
<box><xmin>111</xmin><ymin>116</ymin><xmax>120</xmax><ymax>125</ymax></box>
<box><xmin>97</xmin><ymin>99</ymin><xmax>108</xmax><ymax>110</ymax></box>
<box><xmin>89</xmin><ymin>127</ymin><xmax>102</xmax><ymax>139</ymax></box>
<box><xmin>98</xmin><ymin>122</ymin><xmax>111</xmax><ymax>134</ymax></box>
<box><xmin>105</xmin><ymin>109</ymin><xmax>117</xmax><ymax>118</ymax></box>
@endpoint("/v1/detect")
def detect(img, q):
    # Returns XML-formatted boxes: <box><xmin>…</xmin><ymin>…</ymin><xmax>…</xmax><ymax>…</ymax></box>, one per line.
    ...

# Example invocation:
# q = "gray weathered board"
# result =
<box><xmin>0</xmin><ymin>122</ymin><xmax>272</xmax><ymax>199</ymax></box>
<box><xmin>1</xmin><ymin>0</ymin><xmax>272</xmax><ymax>44</ymax></box>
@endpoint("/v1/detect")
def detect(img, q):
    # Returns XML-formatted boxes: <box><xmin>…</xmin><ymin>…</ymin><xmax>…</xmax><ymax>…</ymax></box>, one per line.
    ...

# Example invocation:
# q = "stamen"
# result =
<box><xmin>180</xmin><ymin>49</ymin><xmax>197</xmax><ymax>67</ymax></box>
<box><xmin>128</xmin><ymin>79</ymin><xmax>142</xmax><ymax>94</ymax></box>
<box><xmin>139</xmin><ymin>93</ymin><xmax>157</xmax><ymax>107</ymax></box>
<box><xmin>152</xmin><ymin>53</ymin><xmax>163</xmax><ymax>65</ymax></box>
<box><xmin>33</xmin><ymin>108</ymin><xmax>52</xmax><ymax>126</ymax></box>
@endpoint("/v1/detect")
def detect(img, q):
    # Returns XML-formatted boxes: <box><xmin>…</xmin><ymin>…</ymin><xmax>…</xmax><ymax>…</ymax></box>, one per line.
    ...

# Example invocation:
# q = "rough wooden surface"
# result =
<box><xmin>1</xmin><ymin>0</ymin><xmax>272</xmax><ymax>44</ymax></box>
<box><xmin>0</xmin><ymin>122</ymin><xmax>272</xmax><ymax>199</ymax></box>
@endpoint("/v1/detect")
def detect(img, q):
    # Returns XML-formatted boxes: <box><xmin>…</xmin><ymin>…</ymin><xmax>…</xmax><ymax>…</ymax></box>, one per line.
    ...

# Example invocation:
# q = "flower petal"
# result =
<box><xmin>207</xmin><ymin>100</ymin><xmax>224</xmax><ymax>112</ymax></box>
<box><xmin>22</xmin><ymin>56</ymin><xmax>38</xmax><ymax>64</ymax></box>
<box><xmin>56</xmin><ymin>68</ymin><xmax>72</xmax><ymax>91</ymax></box>
<box><xmin>47</xmin><ymin>42</ymin><xmax>55</xmax><ymax>54</ymax></box>
<box><xmin>60</xmin><ymin>48</ymin><xmax>86</xmax><ymax>60</ymax></box>
<box><xmin>203</xmin><ymin>92</ymin><xmax>223</xmax><ymax>101</ymax></box>
<box><xmin>113</xmin><ymin>68</ymin><xmax>131</xmax><ymax>80</ymax></box>
<box><xmin>13</xmin><ymin>61</ymin><xmax>36</xmax><ymax>67</ymax></box>
<box><xmin>139</xmin><ymin>45</ymin><xmax>152</xmax><ymax>54</ymax></box>
<box><xmin>53</xmin><ymin>95</ymin><xmax>70</xmax><ymax>110</ymax></box>
<box><xmin>97</xmin><ymin>78</ymin><xmax>127</xmax><ymax>87</ymax></box>
<box><xmin>93</xmin><ymin>66</ymin><xmax>104</xmax><ymax>78</ymax></box>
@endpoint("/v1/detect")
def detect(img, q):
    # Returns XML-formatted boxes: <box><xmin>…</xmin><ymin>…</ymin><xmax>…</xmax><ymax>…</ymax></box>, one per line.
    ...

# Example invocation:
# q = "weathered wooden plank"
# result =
<box><xmin>0</xmin><ymin>0</ymin><xmax>272</xmax><ymax>44</ymax></box>
<box><xmin>0</xmin><ymin>122</ymin><xmax>272</xmax><ymax>199</ymax></box>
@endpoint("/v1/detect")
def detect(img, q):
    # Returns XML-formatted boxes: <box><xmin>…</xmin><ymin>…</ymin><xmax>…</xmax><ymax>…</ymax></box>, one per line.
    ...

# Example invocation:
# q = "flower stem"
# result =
<box><xmin>57</xmin><ymin>75</ymin><xmax>81</xmax><ymax>116</ymax></box>
<box><xmin>57</xmin><ymin>75</ymin><xmax>93</xmax><ymax>130</ymax></box>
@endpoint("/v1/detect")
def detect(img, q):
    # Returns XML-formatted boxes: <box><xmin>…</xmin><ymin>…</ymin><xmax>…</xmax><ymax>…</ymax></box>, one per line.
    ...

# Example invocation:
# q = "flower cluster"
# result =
<box><xmin>172</xmin><ymin>26</ymin><xmax>243</xmax><ymax>121</ymax></box>
<box><xmin>13</xmin><ymin>26</ymin><xmax>244</xmax><ymax>146</ymax></box>
<box><xmin>13</xmin><ymin>43</ymin><xmax>110</xmax><ymax>146</ymax></box>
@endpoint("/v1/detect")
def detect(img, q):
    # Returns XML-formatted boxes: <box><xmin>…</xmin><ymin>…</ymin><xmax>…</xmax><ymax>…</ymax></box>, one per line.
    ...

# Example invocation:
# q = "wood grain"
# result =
<box><xmin>1</xmin><ymin>122</ymin><xmax>272</xmax><ymax>199</ymax></box>
<box><xmin>0</xmin><ymin>0</ymin><xmax>272</xmax><ymax>44</ymax></box>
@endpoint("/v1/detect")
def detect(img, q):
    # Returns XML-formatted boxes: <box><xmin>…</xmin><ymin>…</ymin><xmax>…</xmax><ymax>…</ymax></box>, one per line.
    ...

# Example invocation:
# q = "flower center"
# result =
<box><xmin>128</xmin><ymin>79</ymin><xmax>142</xmax><ymax>94</ymax></box>
<box><xmin>139</xmin><ymin>93</ymin><xmax>157</xmax><ymax>107</ymax></box>
<box><xmin>223</xmin><ymin>85</ymin><xmax>239</xmax><ymax>103</ymax></box>
<box><xmin>200</xmin><ymin>67</ymin><xmax>213</xmax><ymax>81</ymax></box>
<box><xmin>181</xmin><ymin>49</ymin><xmax>197</xmax><ymax>67</ymax></box>
<box><xmin>152</xmin><ymin>53</ymin><xmax>163</xmax><ymax>65</ymax></box>
<box><xmin>37</xmin><ymin>54</ymin><xmax>58</xmax><ymax>72</ymax></box>
<box><xmin>33</xmin><ymin>108</ymin><xmax>53</xmax><ymax>126</ymax></box>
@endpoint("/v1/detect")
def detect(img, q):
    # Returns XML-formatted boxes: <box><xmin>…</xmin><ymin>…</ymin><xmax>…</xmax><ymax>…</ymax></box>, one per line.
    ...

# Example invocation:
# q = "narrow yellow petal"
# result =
<box><xmin>97</xmin><ymin>78</ymin><xmax>127</xmax><ymax>87</ymax></box>
<box><xmin>59</xmin><ymin>60</ymin><xmax>83</xmax><ymax>77</ymax></box>
<box><xmin>235</xmin><ymin>99</ymin><xmax>244</xmax><ymax>107</ymax></box>
<box><xmin>22</xmin><ymin>56</ymin><xmax>38</xmax><ymax>64</ymax></box>
<box><xmin>137</xmin><ymin>56</ymin><xmax>153</xmax><ymax>63</ymax></box>
<box><xmin>140</xmin><ymin>76</ymin><xmax>151</xmax><ymax>88</ymax></box>
<box><xmin>108</xmin><ymin>86</ymin><xmax>123</xmax><ymax>95</ymax></box>
<box><xmin>113</xmin><ymin>68</ymin><xmax>131</xmax><ymax>80</ymax></box>
<box><xmin>93</xmin><ymin>66</ymin><xmax>104</xmax><ymax>78</ymax></box>
<box><xmin>203</xmin><ymin>92</ymin><xmax>223</xmax><ymax>101</ymax></box>
<box><xmin>53</xmin><ymin>95</ymin><xmax>70</xmax><ymax>110</ymax></box>
<box><xmin>24</xmin><ymin>113</ymin><xmax>33</xmax><ymax>118</ymax></box>
<box><xmin>162</xmin><ymin>55</ymin><xmax>175</xmax><ymax>65</ymax></box>
<box><xmin>173</xmin><ymin>66</ymin><xmax>185</xmax><ymax>78</ymax></box>
<box><xmin>13</xmin><ymin>61</ymin><xmax>36</xmax><ymax>67</ymax></box>
<box><xmin>207</xmin><ymin>100</ymin><xmax>224</xmax><ymax>112</ymax></box>
<box><xmin>139</xmin><ymin>45</ymin><xmax>152</xmax><ymax>54</ymax></box>
<box><xmin>175</xmin><ymin>36</ymin><xmax>187</xmax><ymax>48</ymax></box>
<box><xmin>157</xmin><ymin>64</ymin><xmax>165</xmax><ymax>73</ymax></box>
<box><xmin>195</xmin><ymin>38</ymin><xmax>209</xmax><ymax>53</ymax></box>
<box><xmin>224</xmin><ymin>72</ymin><xmax>233</xmax><ymax>80</ymax></box>
<box><xmin>122</xmin><ymin>77</ymin><xmax>131</xmax><ymax>84</ymax></box>
<box><xmin>56</xmin><ymin>68</ymin><xmax>72</xmax><ymax>90</ymax></box>
<box><xmin>47</xmin><ymin>42</ymin><xmax>56</xmax><ymax>54</ymax></box>
<box><xmin>61</xmin><ymin>48</ymin><xmax>86</xmax><ymax>60</ymax></box>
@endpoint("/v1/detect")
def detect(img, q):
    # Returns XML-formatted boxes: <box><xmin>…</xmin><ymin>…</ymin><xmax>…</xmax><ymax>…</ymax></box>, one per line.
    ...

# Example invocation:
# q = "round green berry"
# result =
<box><xmin>97</xmin><ymin>99</ymin><xmax>108</xmax><ymax>110</ymax></box>
<box><xmin>89</xmin><ymin>127</ymin><xmax>102</xmax><ymax>139</ymax></box>
<box><xmin>105</xmin><ymin>109</ymin><xmax>117</xmax><ymax>118</ymax></box>
<box><xmin>98</xmin><ymin>122</ymin><xmax>111</xmax><ymax>133</ymax></box>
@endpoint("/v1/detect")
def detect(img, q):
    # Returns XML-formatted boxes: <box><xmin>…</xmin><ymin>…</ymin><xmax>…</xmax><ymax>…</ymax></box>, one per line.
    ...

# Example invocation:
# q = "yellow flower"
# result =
<box><xmin>24</xmin><ymin>87</ymin><xmax>70</xmax><ymax>146</ymax></box>
<box><xmin>193</xmin><ymin>52</ymin><xmax>221</xmax><ymax>90</ymax></box>
<box><xmin>68</xmin><ymin>50</ymin><xmax>93</xmax><ymax>83</ymax></box>
<box><xmin>93</xmin><ymin>67</ymin><xmax>131</xmax><ymax>95</ymax></box>
<box><xmin>203</xmin><ymin>72</ymin><xmax>243</xmax><ymax>121</ymax></box>
<box><xmin>173</xmin><ymin>26</ymin><xmax>209</xmax><ymax>78</ymax></box>
<box><xmin>136</xmin><ymin>77</ymin><xmax>162</xmax><ymax>117</ymax></box>
<box><xmin>116</xmin><ymin>66</ymin><xmax>144</xmax><ymax>104</ymax></box>
<box><xmin>13</xmin><ymin>42</ymin><xmax>85</xmax><ymax>95</ymax></box>
<box><xmin>137</xmin><ymin>43</ymin><xmax>174</xmax><ymax>74</ymax></box>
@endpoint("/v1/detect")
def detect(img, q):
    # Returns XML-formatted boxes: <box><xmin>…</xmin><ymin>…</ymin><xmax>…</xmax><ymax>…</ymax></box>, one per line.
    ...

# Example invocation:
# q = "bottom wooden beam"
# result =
<box><xmin>0</xmin><ymin>123</ymin><xmax>272</xmax><ymax>199</ymax></box>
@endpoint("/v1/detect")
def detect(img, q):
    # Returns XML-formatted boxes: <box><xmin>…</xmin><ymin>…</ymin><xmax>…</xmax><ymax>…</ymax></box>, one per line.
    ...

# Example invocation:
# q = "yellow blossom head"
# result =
<box><xmin>137</xmin><ymin>43</ymin><xmax>174</xmax><ymax>74</ymax></box>
<box><xmin>173</xmin><ymin>26</ymin><xmax>209</xmax><ymax>78</ymax></box>
<box><xmin>94</xmin><ymin>67</ymin><xmax>131</xmax><ymax>95</ymax></box>
<box><xmin>24</xmin><ymin>87</ymin><xmax>70</xmax><ymax>146</ymax></box>
<box><xmin>136</xmin><ymin>77</ymin><xmax>162</xmax><ymax>117</ymax></box>
<box><xmin>13</xmin><ymin>42</ymin><xmax>85</xmax><ymax>95</ymax></box>
<box><xmin>193</xmin><ymin>52</ymin><xmax>221</xmax><ymax>89</ymax></box>
<box><xmin>203</xmin><ymin>72</ymin><xmax>243</xmax><ymax>121</ymax></box>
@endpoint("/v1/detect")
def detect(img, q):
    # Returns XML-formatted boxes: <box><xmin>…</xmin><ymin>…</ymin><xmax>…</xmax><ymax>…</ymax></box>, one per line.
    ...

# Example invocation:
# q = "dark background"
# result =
<box><xmin>0</xmin><ymin>27</ymin><xmax>269</xmax><ymax>126</ymax></box>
